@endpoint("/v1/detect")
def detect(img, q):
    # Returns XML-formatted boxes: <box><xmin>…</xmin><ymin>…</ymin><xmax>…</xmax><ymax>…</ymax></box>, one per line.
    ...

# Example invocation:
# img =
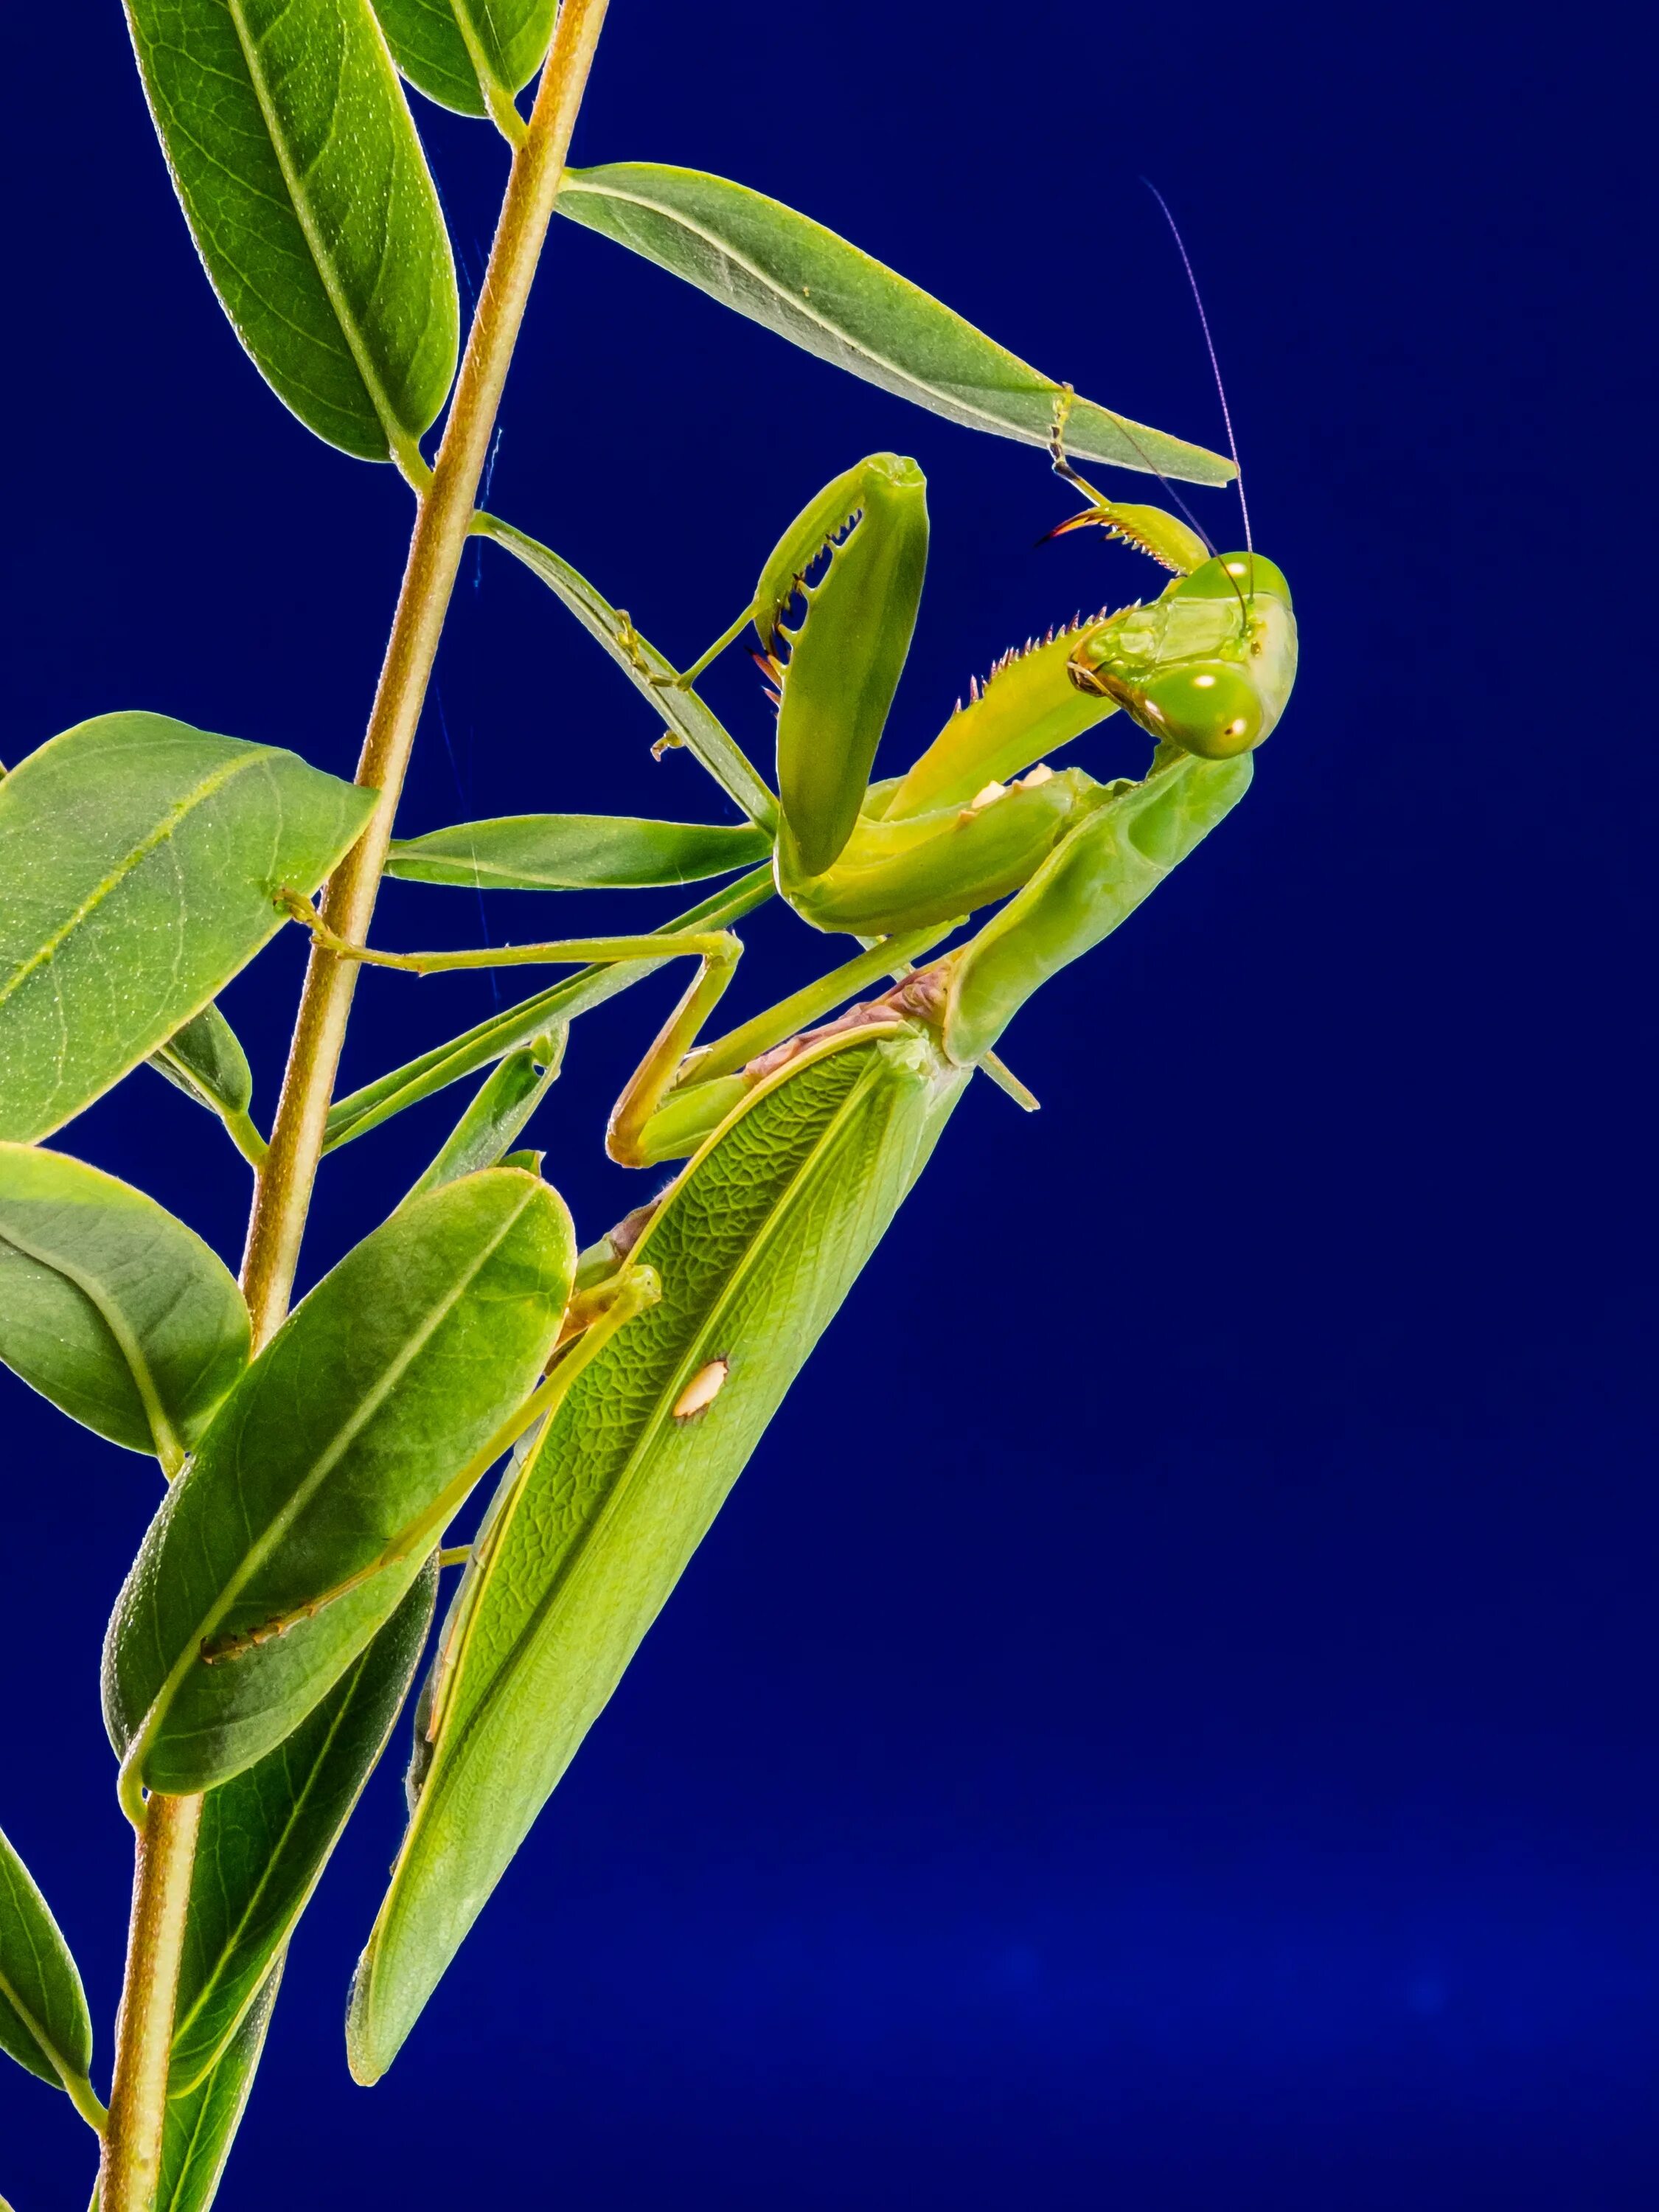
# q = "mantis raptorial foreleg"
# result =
<box><xmin>314</xmin><ymin>453</ymin><xmax>1295</xmax><ymax>1174</ymax></box>
<box><xmin>1044</xmin><ymin>384</ymin><xmax>1214</xmax><ymax>574</ymax></box>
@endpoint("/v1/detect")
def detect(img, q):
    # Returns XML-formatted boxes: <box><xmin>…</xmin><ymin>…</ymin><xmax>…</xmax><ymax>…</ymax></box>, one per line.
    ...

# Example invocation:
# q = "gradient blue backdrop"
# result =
<box><xmin>2</xmin><ymin>4</ymin><xmax>1651</xmax><ymax>2204</ymax></box>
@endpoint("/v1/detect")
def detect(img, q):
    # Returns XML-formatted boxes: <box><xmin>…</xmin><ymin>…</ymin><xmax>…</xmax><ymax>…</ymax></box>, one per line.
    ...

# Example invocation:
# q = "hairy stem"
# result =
<box><xmin>99</xmin><ymin>11</ymin><xmax>612</xmax><ymax>2202</ymax></box>
<box><xmin>97</xmin><ymin>1794</ymin><xmax>203</xmax><ymax>2212</ymax></box>
<box><xmin>240</xmin><ymin>0</ymin><xmax>612</xmax><ymax>1346</ymax></box>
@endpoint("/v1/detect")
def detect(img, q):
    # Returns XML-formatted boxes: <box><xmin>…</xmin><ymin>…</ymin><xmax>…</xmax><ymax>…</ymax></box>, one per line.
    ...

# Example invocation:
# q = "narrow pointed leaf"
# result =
<box><xmin>371</xmin><ymin>0</ymin><xmax>558</xmax><ymax>119</ymax></box>
<box><xmin>404</xmin><ymin>1046</ymin><xmax>560</xmax><ymax>1204</ymax></box>
<box><xmin>556</xmin><ymin>165</ymin><xmax>1234</xmax><ymax>484</ymax></box>
<box><xmin>123</xmin><ymin>0</ymin><xmax>459</xmax><ymax>461</ymax></box>
<box><xmin>150</xmin><ymin>1004</ymin><xmax>254</xmax><ymax>1121</ymax></box>
<box><xmin>103</xmin><ymin>1169</ymin><xmax>574</xmax><ymax>1798</ymax></box>
<box><xmin>0</xmin><ymin>1144</ymin><xmax>249</xmax><ymax>1463</ymax></box>
<box><xmin>322</xmin><ymin>864</ymin><xmax>776</xmax><ymax>1152</ymax></box>
<box><xmin>386</xmin><ymin>813</ymin><xmax>771</xmax><ymax>891</ymax></box>
<box><xmin>0</xmin><ymin>713</ymin><xmax>375</xmax><ymax>1143</ymax></box>
<box><xmin>169</xmin><ymin>1561</ymin><xmax>437</xmax><ymax>2093</ymax></box>
<box><xmin>0</xmin><ymin>1823</ymin><xmax>94</xmax><ymax>2098</ymax></box>
<box><xmin>348</xmin><ymin>1026</ymin><xmax>970</xmax><ymax>2076</ymax></box>
<box><xmin>156</xmin><ymin>1961</ymin><xmax>282</xmax><ymax>2212</ymax></box>
<box><xmin>476</xmin><ymin>515</ymin><xmax>779</xmax><ymax>830</ymax></box>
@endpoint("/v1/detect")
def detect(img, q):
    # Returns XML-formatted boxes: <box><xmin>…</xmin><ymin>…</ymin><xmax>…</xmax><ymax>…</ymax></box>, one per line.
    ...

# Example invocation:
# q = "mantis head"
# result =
<box><xmin>1070</xmin><ymin>552</ymin><xmax>1298</xmax><ymax>760</ymax></box>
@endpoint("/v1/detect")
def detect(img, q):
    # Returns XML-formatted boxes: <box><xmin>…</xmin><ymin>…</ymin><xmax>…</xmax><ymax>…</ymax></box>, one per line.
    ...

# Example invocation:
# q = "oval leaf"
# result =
<box><xmin>556</xmin><ymin>165</ymin><xmax>1234</xmax><ymax>484</ymax></box>
<box><xmin>123</xmin><ymin>0</ymin><xmax>459</xmax><ymax>461</ymax></box>
<box><xmin>150</xmin><ymin>1004</ymin><xmax>254</xmax><ymax>1122</ymax></box>
<box><xmin>169</xmin><ymin>1560</ymin><xmax>437</xmax><ymax>2093</ymax></box>
<box><xmin>0</xmin><ymin>1823</ymin><xmax>94</xmax><ymax>2099</ymax></box>
<box><xmin>156</xmin><ymin>1961</ymin><xmax>282</xmax><ymax>2212</ymax></box>
<box><xmin>386</xmin><ymin>813</ymin><xmax>771</xmax><ymax>891</ymax></box>
<box><xmin>347</xmin><ymin>1027</ymin><xmax>970</xmax><ymax>2076</ymax></box>
<box><xmin>103</xmin><ymin>1168</ymin><xmax>574</xmax><ymax>1800</ymax></box>
<box><xmin>371</xmin><ymin>0</ymin><xmax>558</xmax><ymax>120</ymax></box>
<box><xmin>0</xmin><ymin>1144</ymin><xmax>249</xmax><ymax>1464</ymax></box>
<box><xmin>0</xmin><ymin>712</ymin><xmax>375</xmax><ymax>1143</ymax></box>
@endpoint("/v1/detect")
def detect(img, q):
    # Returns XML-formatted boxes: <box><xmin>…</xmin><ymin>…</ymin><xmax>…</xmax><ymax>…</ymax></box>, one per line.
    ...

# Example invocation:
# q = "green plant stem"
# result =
<box><xmin>222</xmin><ymin>1106</ymin><xmax>270</xmax><ymax>1172</ymax></box>
<box><xmin>63</xmin><ymin>2068</ymin><xmax>109</xmax><ymax>2137</ymax></box>
<box><xmin>97</xmin><ymin>1793</ymin><xmax>203</xmax><ymax>2212</ymax></box>
<box><xmin>97</xmin><ymin>10</ymin><xmax>613</xmax><ymax>2201</ymax></box>
<box><xmin>240</xmin><ymin>0</ymin><xmax>613</xmax><ymax>1349</ymax></box>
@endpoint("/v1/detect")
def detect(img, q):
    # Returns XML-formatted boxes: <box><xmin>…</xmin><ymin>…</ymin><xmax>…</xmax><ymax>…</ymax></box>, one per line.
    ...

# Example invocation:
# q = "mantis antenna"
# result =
<box><xmin>1141</xmin><ymin>177</ymin><xmax>1254</xmax><ymax>563</ymax></box>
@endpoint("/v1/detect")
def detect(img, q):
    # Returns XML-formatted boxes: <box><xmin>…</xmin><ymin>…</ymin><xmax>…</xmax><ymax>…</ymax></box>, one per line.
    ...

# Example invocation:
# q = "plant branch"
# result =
<box><xmin>240</xmin><ymin>0</ymin><xmax>613</xmax><ymax>1349</ymax></box>
<box><xmin>97</xmin><ymin>1793</ymin><xmax>203</xmax><ymax>2212</ymax></box>
<box><xmin>97</xmin><ymin>13</ymin><xmax>613</xmax><ymax>2203</ymax></box>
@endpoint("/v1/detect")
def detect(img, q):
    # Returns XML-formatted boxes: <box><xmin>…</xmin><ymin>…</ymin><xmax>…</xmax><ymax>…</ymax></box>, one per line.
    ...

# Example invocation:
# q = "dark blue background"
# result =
<box><xmin>2</xmin><ymin>3</ymin><xmax>1652</xmax><ymax>2203</ymax></box>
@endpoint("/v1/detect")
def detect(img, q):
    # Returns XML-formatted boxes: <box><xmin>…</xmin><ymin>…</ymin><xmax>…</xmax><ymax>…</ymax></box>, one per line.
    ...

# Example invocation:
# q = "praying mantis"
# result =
<box><xmin>285</xmin><ymin>445</ymin><xmax>1296</xmax><ymax>1170</ymax></box>
<box><xmin>248</xmin><ymin>447</ymin><xmax>1300</xmax><ymax>2071</ymax></box>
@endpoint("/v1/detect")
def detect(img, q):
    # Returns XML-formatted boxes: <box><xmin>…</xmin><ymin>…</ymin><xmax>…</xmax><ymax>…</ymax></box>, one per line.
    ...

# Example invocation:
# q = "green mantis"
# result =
<box><xmin>288</xmin><ymin>444</ymin><xmax>1295</xmax><ymax>1164</ymax></box>
<box><xmin>221</xmin><ymin>449</ymin><xmax>1295</xmax><ymax>2057</ymax></box>
<box><xmin>111</xmin><ymin>445</ymin><xmax>1301</xmax><ymax>2070</ymax></box>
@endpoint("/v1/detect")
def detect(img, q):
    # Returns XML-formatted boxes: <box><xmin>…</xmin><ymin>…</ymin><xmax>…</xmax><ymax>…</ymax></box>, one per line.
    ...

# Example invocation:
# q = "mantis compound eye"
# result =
<box><xmin>1135</xmin><ymin>664</ymin><xmax>1265</xmax><ymax>757</ymax></box>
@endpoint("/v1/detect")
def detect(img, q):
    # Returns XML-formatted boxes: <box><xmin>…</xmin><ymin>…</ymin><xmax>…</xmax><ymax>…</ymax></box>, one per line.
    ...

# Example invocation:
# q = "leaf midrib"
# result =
<box><xmin>0</xmin><ymin>748</ymin><xmax>278</xmax><ymax>1012</ymax></box>
<box><xmin>170</xmin><ymin>1653</ymin><xmax>368</xmax><ymax>2081</ymax></box>
<box><xmin>225</xmin><ymin>0</ymin><xmax>412</xmax><ymax>460</ymax></box>
<box><xmin>0</xmin><ymin>1218</ymin><xmax>194</xmax><ymax>1468</ymax></box>
<box><xmin>0</xmin><ymin>1857</ymin><xmax>82</xmax><ymax>2095</ymax></box>
<box><xmin>415</xmin><ymin>1041</ymin><xmax>891</xmax><ymax>1826</ymax></box>
<box><xmin>560</xmin><ymin>171</ymin><xmax>1054</xmax><ymax>441</ymax></box>
<box><xmin>127</xmin><ymin>1182</ymin><xmax>543</xmax><ymax>1775</ymax></box>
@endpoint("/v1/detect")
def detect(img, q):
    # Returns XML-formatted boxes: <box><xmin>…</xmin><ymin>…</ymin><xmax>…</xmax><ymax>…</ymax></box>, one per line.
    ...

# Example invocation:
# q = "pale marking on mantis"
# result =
<box><xmin>672</xmin><ymin>1360</ymin><xmax>729</xmax><ymax>1422</ymax></box>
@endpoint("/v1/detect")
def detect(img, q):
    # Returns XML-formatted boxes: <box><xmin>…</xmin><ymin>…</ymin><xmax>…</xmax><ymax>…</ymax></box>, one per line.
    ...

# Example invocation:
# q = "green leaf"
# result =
<box><xmin>322</xmin><ymin>863</ymin><xmax>776</xmax><ymax>1153</ymax></box>
<box><xmin>386</xmin><ymin>813</ymin><xmax>771</xmax><ymax>891</ymax></box>
<box><xmin>123</xmin><ymin>0</ymin><xmax>459</xmax><ymax>462</ymax></box>
<box><xmin>169</xmin><ymin>1560</ymin><xmax>437</xmax><ymax>2094</ymax></box>
<box><xmin>404</xmin><ymin>1046</ymin><xmax>561</xmax><ymax>1204</ymax></box>
<box><xmin>156</xmin><ymin>1961</ymin><xmax>282</xmax><ymax>2212</ymax></box>
<box><xmin>371</xmin><ymin>0</ymin><xmax>558</xmax><ymax>121</ymax></box>
<box><xmin>150</xmin><ymin>1004</ymin><xmax>254</xmax><ymax>1121</ymax></box>
<box><xmin>347</xmin><ymin>1026</ymin><xmax>970</xmax><ymax>2076</ymax></box>
<box><xmin>556</xmin><ymin>165</ymin><xmax>1235</xmax><ymax>484</ymax></box>
<box><xmin>476</xmin><ymin>515</ymin><xmax>779</xmax><ymax>830</ymax></box>
<box><xmin>149</xmin><ymin>1005</ymin><xmax>268</xmax><ymax>1169</ymax></box>
<box><xmin>0</xmin><ymin>1144</ymin><xmax>249</xmax><ymax>1467</ymax></box>
<box><xmin>0</xmin><ymin>1823</ymin><xmax>95</xmax><ymax>2104</ymax></box>
<box><xmin>103</xmin><ymin>1167</ymin><xmax>574</xmax><ymax>1801</ymax></box>
<box><xmin>0</xmin><ymin>712</ymin><xmax>375</xmax><ymax>1144</ymax></box>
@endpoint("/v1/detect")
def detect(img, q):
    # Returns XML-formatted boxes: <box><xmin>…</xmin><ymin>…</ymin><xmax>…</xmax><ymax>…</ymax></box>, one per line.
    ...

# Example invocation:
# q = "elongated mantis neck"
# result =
<box><xmin>96</xmin><ymin>15</ymin><xmax>612</xmax><ymax>2208</ymax></box>
<box><xmin>240</xmin><ymin>0</ymin><xmax>611</xmax><ymax>1349</ymax></box>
